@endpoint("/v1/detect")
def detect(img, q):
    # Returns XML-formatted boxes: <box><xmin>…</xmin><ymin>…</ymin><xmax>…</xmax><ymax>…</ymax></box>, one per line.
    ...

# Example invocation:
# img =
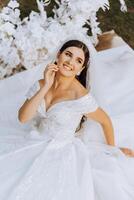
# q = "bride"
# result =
<box><xmin>0</xmin><ymin>39</ymin><xmax>134</xmax><ymax>200</ymax></box>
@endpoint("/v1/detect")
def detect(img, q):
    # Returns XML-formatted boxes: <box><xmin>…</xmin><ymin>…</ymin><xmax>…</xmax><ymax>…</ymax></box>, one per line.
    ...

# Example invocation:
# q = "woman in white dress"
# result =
<box><xmin>0</xmin><ymin>40</ymin><xmax>134</xmax><ymax>200</ymax></box>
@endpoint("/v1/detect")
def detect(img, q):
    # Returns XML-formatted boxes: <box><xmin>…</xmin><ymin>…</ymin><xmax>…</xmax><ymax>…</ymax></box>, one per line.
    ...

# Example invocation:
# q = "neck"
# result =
<box><xmin>52</xmin><ymin>72</ymin><xmax>75</xmax><ymax>90</ymax></box>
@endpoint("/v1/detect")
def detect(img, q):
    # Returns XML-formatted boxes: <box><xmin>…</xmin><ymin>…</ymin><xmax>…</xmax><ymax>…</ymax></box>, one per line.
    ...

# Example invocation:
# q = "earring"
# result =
<box><xmin>77</xmin><ymin>71</ymin><xmax>81</xmax><ymax>76</ymax></box>
<box><xmin>76</xmin><ymin>66</ymin><xmax>85</xmax><ymax>76</ymax></box>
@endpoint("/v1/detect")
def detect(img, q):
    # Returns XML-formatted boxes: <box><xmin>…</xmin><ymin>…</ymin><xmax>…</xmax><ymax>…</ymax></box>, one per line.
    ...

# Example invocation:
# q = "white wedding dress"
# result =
<box><xmin>0</xmin><ymin>80</ymin><xmax>98</xmax><ymax>200</ymax></box>
<box><xmin>0</xmin><ymin>80</ymin><xmax>134</xmax><ymax>200</ymax></box>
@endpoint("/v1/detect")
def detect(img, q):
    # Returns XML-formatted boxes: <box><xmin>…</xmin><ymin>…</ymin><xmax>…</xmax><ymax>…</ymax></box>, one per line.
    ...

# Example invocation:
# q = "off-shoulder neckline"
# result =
<box><xmin>36</xmin><ymin>80</ymin><xmax>90</xmax><ymax>113</ymax></box>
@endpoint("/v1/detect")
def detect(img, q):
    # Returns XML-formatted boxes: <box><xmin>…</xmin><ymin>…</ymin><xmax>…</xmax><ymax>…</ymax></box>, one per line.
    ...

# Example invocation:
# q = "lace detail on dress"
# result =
<box><xmin>75</xmin><ymin>93</ymin><xmax>99</xmax><ymax>114</ymax></box>
<box><xmin>25</xmin><ymin>81</ymin><xmax>99</xmax><ymax>140</ymax></box>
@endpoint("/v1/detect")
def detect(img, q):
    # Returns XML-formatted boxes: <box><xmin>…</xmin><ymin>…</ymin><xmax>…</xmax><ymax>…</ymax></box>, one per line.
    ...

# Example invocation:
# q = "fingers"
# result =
<box><xmin>47</xmin><ymin>63</ymin><xmax>59</xmax><ymax>69</ymax></box>
<box><xmin>46</xmin><ymin>64</ymin><xmax>59</xmax><ymax>72</ymax></box>
<box><xmin>129</xmin><ymin>150</ymin><xmax>134</xmax><ymax>157</ymax></box>
<box><xmin>120</xmin><ymin>147</ymin><xmax>134</xmax><ymax>157</ymax></box>
<box><xmin>125</xmin><ymin>150</ymin><xmax>132</xmax><ymax>157</ymax></box>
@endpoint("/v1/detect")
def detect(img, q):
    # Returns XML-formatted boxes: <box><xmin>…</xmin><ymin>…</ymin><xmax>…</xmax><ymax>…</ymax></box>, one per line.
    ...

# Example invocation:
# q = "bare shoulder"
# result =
<box><xmin>73</xmin><ymin>79</ymin><xmax>89</xmax><ymax>98</ymax></box>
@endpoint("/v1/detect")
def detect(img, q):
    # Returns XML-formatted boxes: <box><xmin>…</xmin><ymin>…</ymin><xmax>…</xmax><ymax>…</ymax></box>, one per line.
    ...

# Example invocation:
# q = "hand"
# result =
<box><xmin>119</xmin><ymin>147</ymin><xmax>134</xmax><ymax>157</ymax></box>
<box><xmin>43</xmin><ymin>63</ymin><xmax>59</xmax><ymax>89</ymax></box>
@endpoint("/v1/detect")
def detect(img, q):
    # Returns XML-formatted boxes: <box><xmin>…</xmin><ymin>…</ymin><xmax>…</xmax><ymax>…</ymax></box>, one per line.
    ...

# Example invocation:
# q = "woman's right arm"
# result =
<box><xmin>18</xmin><ymin>83</ymin><xmax>49</xmax><ymax>123</ymax></box>
<box><xmin>18</xmin><ymin>63</ymin><xmax>59</xmax><ymax>123</ymax></box>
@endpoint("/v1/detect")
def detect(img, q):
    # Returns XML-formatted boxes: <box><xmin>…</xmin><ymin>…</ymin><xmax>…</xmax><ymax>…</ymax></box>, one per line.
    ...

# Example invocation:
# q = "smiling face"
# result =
<box><xmin>56</xmin><ymin>46</ymin><xmax>85</xmax><ymax>77</ymax></box>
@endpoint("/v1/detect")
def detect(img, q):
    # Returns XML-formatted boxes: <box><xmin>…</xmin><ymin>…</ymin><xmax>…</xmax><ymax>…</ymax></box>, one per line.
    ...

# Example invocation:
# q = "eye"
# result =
<box><xmin>77</xmin><ymin>59</ymin><xmax>82</xmax><ymax>64</ymax></box>
<box><xmin>65</xmin><ymin>52</ymin><xmax>71</xmax><ymax>57</ymax></box>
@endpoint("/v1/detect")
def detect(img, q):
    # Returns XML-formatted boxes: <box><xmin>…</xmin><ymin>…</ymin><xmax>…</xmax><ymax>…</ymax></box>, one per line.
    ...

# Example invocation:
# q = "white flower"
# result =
<box><xmin>0</xmin><ymin>0</ymin><xmax>128</xmax><ymax>79</ymax></box>
<box><xmin>119</xmin><ymin>0</ymin><xmax>127</xmax><ymax>12</ymax></box>
<box><xmin>0</xmin><ymin>22</ymin><xmax>16</xmax><ymax>36</ymax></box>
<box><xmin>8</xmin><ymin>0</ymin><xmax>19</xmax><ymax>9</ymax></box>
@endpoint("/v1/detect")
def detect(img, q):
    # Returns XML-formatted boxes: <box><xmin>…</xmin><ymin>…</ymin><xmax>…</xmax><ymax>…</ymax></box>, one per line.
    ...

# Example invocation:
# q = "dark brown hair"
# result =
<box><xmin>58</xmin><ymin>40</ymin><xmax>90</xmax><ymax>132</ymax></box>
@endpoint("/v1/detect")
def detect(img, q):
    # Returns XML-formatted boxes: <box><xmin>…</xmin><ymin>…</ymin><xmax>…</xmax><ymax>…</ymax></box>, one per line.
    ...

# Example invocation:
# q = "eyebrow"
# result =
<box><xmin>66</xmin><ymin>50</ymin><xmax>84</xmax><ymax>62</ymax></box>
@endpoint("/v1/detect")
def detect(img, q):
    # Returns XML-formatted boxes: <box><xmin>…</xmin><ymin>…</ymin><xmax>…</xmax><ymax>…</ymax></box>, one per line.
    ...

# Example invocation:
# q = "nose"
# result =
<box><xmin>67</xmin><ymin>57</ymin><xmax>74</xmax><ymax>66</ymax></box>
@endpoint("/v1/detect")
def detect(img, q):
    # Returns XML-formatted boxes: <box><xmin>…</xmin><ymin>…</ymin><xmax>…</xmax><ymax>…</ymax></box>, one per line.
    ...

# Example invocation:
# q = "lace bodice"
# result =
<box><xmin>25</xmin><ymin>81</ymin><xmax>98</xmax><ymax>142</ymax></box>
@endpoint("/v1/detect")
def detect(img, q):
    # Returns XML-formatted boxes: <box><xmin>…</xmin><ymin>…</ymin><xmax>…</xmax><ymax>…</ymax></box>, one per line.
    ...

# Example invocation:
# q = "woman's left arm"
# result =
<box><xmin>84</xmin><ymin>107</ymin><xmax>115</xmax><ymax>146</ymax></box>
<box><xmin>84</xmin><ymin>107</ymin><xmax>134</xmax><ymax>157</ymax></box>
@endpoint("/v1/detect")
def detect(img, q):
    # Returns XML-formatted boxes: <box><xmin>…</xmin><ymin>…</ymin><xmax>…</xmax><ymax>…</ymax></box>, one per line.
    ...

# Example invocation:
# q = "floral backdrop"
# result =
<box><xmin>0</xmin><ymin>0</ymin><xmax>128</xmax><ymax>79</ymax></box>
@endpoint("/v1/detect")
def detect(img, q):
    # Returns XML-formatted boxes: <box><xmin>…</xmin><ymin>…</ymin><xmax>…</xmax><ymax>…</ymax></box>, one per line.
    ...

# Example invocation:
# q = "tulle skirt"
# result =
<box><xmin>0</xmin><ymin>131</ymin><xmax>95</xmax><ymax>200</ymax></box>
